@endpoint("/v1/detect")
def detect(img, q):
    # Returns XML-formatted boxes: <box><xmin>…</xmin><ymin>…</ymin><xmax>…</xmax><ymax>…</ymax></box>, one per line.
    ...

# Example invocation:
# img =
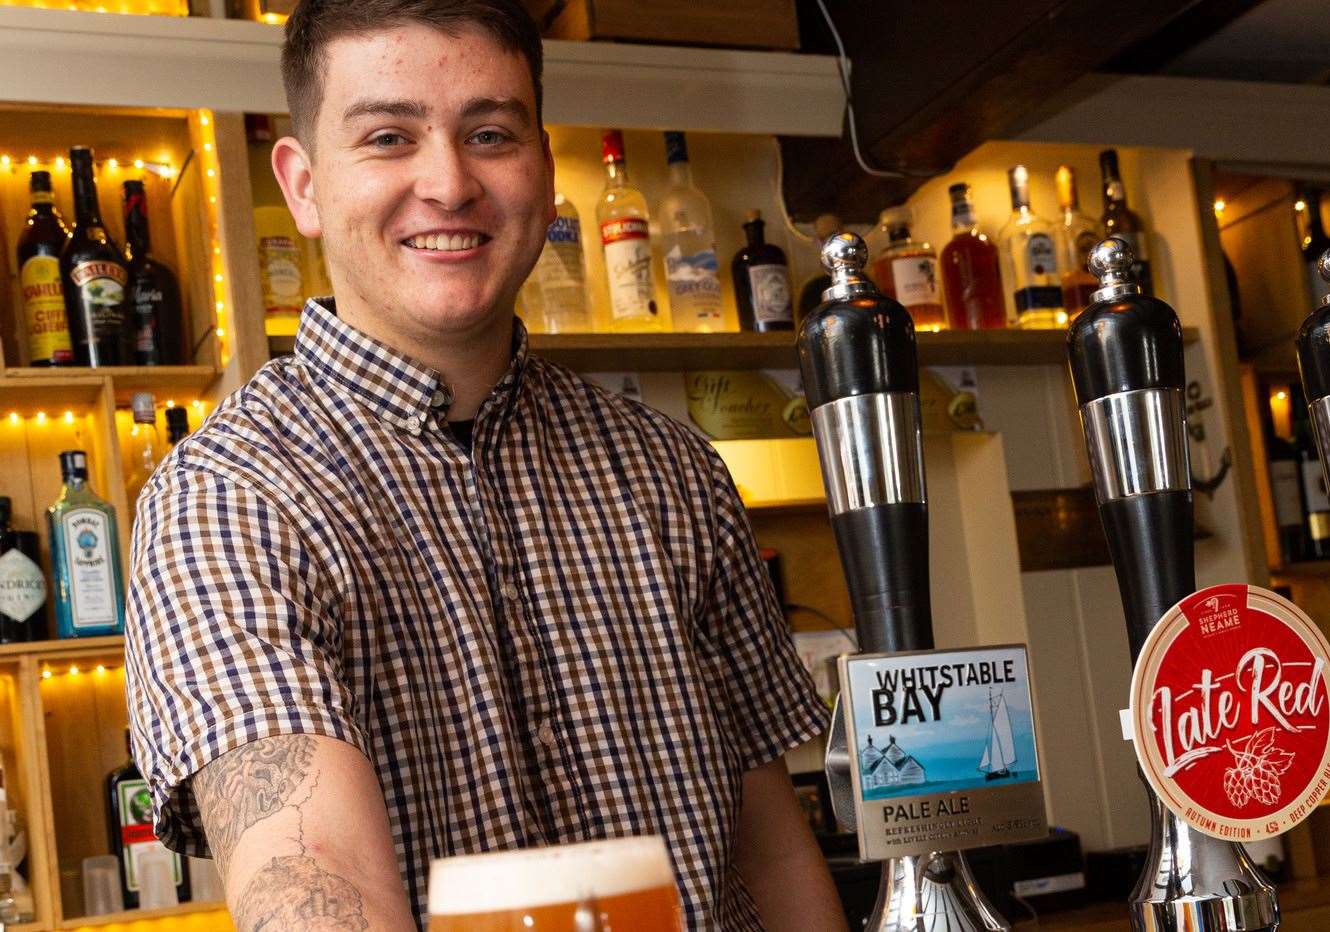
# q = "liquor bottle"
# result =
<box><xmin>107</xmin><ymin>729</ymin><xmax>188</xmax><ymax>909</ymax></box>
<box><xmin>732</xmin><ymin>209</ymin><xmax>793</xmax><ymax>332</ymax></box>
<box><xmin>1099</xmin><ymin>149</ymin><xmax>1153</xmax><ymax>295</ymax></box>
<box><xmin>1263</xmin><ymin>390</ymin><xmax>1308</xmax><ymax>564</ymax></box>
<box><xmin>61</xmin><ymin>148</ymin><xmax>131</xmax><ymax>366</ymax></box>
<box><xmin>940</xmin><ymin>183</ymin><xmax>1005</xmax><ymax>330</ymax></box>
<box><xmin>0</xmin><ymin>498</ymin><xmax>47</xmax><ymax>644</ymax></box>
<box><xmin>998</xmin><ymin>165</ymin><xmax>1066</xmax><ymax>329</ymax></box>
<box><xmin>658</xmin><ymin>132</ymin><xmax>724</xmax><ymax>332</ymax></box>
<box><xmin>522</xmin><ymin>194</ymin><xmax>589</xmax><ymax>333</ymax></box>
<box><xmin>1301</xmin><ymin>191</ymin><xmax>1330</xmax><ymax>307</ymax></box>
<box><xmin>16</xmin><ymin>170</ymin><xmax>74</xmax><ymax>367</ymax></box>
<box><xmin>1294</xmin><ymin>390</ymin><xmax>1330</xmax><ymax>559</ymax></box>
<box><xmin>1054</xmin><ymin>165</ymin><xmax>1101</xmax><ymax>319</ymax></box>
<box><xmin>123</xmin><ymin>181</ymin><xmax>185</xmax><ymax>366</ymax></box>
<box><xmin>796</xmin><ymin>214</ymin><xmax>842</xmax><ymax>323</ymax></box>
<box><xmin>248</xmin><ymin>116</ymin><xmax>304</xmax><ymax>336</ymax></box>
<box><xmin>597</xmin><ymin>130</ymin><xmax>659</xmax><ymax>331</ymax></box>
<box><xmin>47</xmin><ymin>451</ymin><xmax>124</xmax><ymax>638</ymax></box>
<box><xmin>124</xmin><ymin>393</ymin><xmax>163</xmax><ymax>509</ymax></box>
<box><xmin>166</xmin><ymin>406</ymin><xmax>191</xmax><ymax>446</ymax></box>
<box><xmin>868</xmin><ymin>207</ymin><xmax>945</xmax><ymax>331</ymax></box>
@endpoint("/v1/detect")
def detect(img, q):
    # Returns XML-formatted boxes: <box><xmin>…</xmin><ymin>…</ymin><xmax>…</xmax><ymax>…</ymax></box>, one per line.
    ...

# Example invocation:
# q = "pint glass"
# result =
<box><xmin>428</xmin><ymin>836</ymin><xmax>685</xmax><ymax>931</ymax></box>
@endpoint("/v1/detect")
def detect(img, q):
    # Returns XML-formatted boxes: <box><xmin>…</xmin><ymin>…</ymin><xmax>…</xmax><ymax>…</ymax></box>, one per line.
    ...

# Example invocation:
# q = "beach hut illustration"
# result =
<box><xmin>859</xmin><ymin>734</ymin><xmax>926</xmax><ymax>790</ymax></box>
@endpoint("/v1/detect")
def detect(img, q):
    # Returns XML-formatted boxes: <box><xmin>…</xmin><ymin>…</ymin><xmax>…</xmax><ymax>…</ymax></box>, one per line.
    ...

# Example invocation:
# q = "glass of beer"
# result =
<box><xmin>428</xmin><ymin>836</ymin><xmax>684</xmax><ymax>931</ymax></box>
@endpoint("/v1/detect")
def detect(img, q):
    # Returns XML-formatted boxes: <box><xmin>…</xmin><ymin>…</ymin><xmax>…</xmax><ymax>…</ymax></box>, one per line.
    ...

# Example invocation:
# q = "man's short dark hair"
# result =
<box><xmin>281</xmin><ymin>0</ymin><xmax>544</xmax><ymax>148</ymax></box>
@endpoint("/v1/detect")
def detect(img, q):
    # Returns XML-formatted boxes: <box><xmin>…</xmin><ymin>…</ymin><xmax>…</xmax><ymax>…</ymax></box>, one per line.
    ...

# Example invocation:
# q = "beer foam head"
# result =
<box><xmin>429</xmin><ymin>836</ymin><xmax>674</xmax><ymax>915</ymax></box>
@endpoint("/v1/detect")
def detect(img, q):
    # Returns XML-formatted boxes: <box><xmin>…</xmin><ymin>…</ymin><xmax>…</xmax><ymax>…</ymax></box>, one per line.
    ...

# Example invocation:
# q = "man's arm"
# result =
<box><xmin>193</xmin><ymin>733</ymin><xmax>416</xmax><ymax>931</ymax></box>
<box><xmin>733</xmin><ymin>757</ymin><xmax>849</xmax><ymax>932</ymax></box>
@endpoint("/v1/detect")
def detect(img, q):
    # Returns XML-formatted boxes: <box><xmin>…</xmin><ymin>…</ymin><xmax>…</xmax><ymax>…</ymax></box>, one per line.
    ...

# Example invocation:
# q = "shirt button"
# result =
<box><xmin>536</xmin><ymin>720</ymin><xmax>557</xmax><ymax>749</ymax></box>
<box><xmin>405</xmin><ymin>415</ymin><xmax>422</xmax><ymax>433</ymax></box>
<box><xmin>501</xmin><ymin>581</ymin><xmax>520</xmax><ymax>602</ymax></box>
<box><xmin>430</xmin><ymin>387</ymin><xmax>453</xmax><ymax>409</ymax></box>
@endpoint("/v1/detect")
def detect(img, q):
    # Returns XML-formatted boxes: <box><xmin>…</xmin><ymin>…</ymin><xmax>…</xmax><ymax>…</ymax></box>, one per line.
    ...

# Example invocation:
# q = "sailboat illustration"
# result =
<box><xmin>977</xmin><ymin>688</ymin><xmax>1016</xmax><ymax>781</ymax></box>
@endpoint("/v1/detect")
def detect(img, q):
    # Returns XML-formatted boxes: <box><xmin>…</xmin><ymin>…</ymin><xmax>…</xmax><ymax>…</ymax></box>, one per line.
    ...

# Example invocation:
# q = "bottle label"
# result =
<box><xmin>259</xmin><ymin>235</ymin><xmax>305</xmax><ymax>315</ymax></box>
<box><xmin>0</xmin><ymin>549</ymin><xmax>46</xmax><ymax>623</ymax></box>
<box><xmin>1024</xmin><ymin>233</ymin><xmax>1058</xmax><ymax>280</ymax></box>
<box><xmin>1014</xmin><ymin>287</ymin><xmax>1064</xmax><ymax>312</ymax></box>
<box><xmin>116</xmin><ymin>778</ymin><xmax>183</xmax><ymax>891</ymax></box>
<box><xmin>60</xmin><ymin>508</ymin><xmax>117</xmax><ymax>628</ymax></box>
<box><xmin>747</xmin><ymin>264</ymin><xmax>793</xmax><ymax>324</ymax></box>
<box><xmin>890</xmin><ymin>256</ymin><xmax>940</xmax><ymax>309</ymax></box>
<box><xmin>133</xmin><ymin>283</ymin><xmax>166</xmax><ymax>357</ymax></box>
<box><xmin>664</xmin><ymin>245</ymin><xmax>722</xmax><ymax>322</ymax></box>
<box><xmin>536</xmin><ymin>219</ymin><xmax>587</xmax><ymax>327</ymax></box>
<box><xmin>1302</xmin><ymin>456</ymin><xmax>1330</xmax><ymax>515</ymax></box>
<box><xmin>20</xmin><ymin>255</ymin><xmax>74</xmax><ymax>364</ymax></box>
<box><xmin>1271</xmin><ymin>460</ymin><xmax>1304</xmax><ymax>528</ymax></box>
<box><xmin>69</xmin><ymin>261</ymin><xmax>128</xmax><ymax>339</ymax></box>
<box><xmin>600</xmin><ymin>218</ymin><xmax>656</xmax><ymax>320</ymax></box>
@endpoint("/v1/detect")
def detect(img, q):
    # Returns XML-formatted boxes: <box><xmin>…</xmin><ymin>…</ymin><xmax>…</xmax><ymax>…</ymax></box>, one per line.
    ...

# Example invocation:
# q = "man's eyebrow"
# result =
<box><xmin>342</xmin><ymin>98</ymin><xmax>430</xmax><ymax>124</ymax></box>
<box><xmin>459</xmin><ymin>96</ymin><xmax>532</xmax><ymax>126</ymax></box>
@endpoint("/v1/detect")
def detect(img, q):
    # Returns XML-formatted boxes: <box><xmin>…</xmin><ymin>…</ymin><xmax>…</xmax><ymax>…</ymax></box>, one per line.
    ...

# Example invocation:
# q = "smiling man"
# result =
<box><xmin>123</xmin><ymin>2</ymin><xmax>844</xmax><ymax>930</ymax></box>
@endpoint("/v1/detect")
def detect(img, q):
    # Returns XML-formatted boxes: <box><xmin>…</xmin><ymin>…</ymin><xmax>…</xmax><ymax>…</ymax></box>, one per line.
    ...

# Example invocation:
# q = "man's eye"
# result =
<box><xmin>370</xmin><ymin>132</ymin><xmax>407</xmax><ymax>148</ymax></box>
<box><xmin>470</xmin><ymin>130</ymin><xmax>511</xmax><ymax>146</ymax></box>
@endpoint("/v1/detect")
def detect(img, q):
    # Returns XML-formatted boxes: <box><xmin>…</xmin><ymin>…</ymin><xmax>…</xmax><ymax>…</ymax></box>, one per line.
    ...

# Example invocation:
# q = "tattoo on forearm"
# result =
<box><xmin>193</xmin><ymin>735</ymin><xmax>316</xmax><ymax>873</ymax></box>
<box><xmin>235</xmin><ymin>855</ymin><xmax>369</xmax><ymax>931</ymax></box>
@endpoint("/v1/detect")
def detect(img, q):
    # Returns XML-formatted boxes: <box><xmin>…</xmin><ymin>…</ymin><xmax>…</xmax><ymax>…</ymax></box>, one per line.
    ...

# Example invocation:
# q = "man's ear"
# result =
<box><xmin>271</xmin><ymin>136</ymin><xmax>321</xmax><ymax>238</ymax></box>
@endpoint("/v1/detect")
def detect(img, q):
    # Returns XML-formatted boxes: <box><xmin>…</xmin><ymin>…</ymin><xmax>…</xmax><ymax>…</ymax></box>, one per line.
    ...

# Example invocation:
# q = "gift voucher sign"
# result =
<box><xmin>1131</xmin><ymin>584</ymin><xmax>1330</xmax><ymax>841</ymax></box>
<box><xmin>839</xmin><ymin>646</ymin><xmax>1046</xmax><ymax>860</ymax></box>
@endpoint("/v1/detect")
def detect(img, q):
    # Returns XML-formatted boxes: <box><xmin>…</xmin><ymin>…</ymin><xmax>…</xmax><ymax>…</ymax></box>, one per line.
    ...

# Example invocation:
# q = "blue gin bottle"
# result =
<box><xmin>47</xmin><ymin>451</ymin><xmax>125</xmax><ymax>638</ymax></box>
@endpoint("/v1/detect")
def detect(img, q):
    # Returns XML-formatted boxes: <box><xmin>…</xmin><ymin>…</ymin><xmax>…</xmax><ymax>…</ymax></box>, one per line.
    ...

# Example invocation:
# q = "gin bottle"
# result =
<box><xmin>47</xmin><ymin>451</ymin><xmax>124</xmax><ymax>638</ymax></box>
<box><xmin>999</xmin><ymin>165</ymin><xmax>1066</xmax><ymax>329</ymax></box>
<box><xmin>658</xmin><ymin>131</ymin><xmax>724</xmax><ymax>332</ymax></box>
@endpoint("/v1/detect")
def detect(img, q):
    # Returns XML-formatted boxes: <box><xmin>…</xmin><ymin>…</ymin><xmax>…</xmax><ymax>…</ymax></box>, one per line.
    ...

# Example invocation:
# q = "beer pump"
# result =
<box><xmin>801</xmin><ymin>233</ymin><xmax>1009</xmax><ymax>932</ymax></box>
<box><xmin>1068</xmin><ymin>237</ymin><xmax>1279</xmax><ymax>931</ymax></box>
<box><xmin>1297</xmin><ymin>250</ymin><xmax>1330</xmax><ymax>475</ymax></box>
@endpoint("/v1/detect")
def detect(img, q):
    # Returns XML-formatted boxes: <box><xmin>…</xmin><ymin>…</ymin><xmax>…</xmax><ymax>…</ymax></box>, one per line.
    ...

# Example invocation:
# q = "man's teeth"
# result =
<box><xmin>407</xmin><ymin>233</ymin><xmax>483</xmax><ymax>251</ymax></box>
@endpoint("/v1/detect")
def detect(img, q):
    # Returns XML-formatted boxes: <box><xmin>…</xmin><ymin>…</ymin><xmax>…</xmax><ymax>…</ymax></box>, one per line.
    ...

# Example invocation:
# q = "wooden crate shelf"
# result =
<box><xmin>1</xmin><ymin>369</ymin><xmax>219</xmax><ymax>407</ymax></box>
<box><xmin>57</xmin><ymin>901</ymin><xmax>228</xmax><ymax>930</ymax></box>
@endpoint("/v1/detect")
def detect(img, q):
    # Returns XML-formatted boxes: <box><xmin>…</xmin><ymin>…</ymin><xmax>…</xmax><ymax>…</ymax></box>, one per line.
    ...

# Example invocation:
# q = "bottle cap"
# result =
<box><xmin>744</xmin><ymin>208</ymin><xmax>762</xmax><ymax>223</ymax></box>
<box><xmin>0</xmin><ymin>496</ymin><xmax>11</xmax><ymax>526</ymax></box>
<box><xmin>69</xmin><ymin>146</ymin><xmax>94</xmax><ymax>168</ymax></box>
<box><xmin>59</xmin><ymin>451</ymin><xmax>89</xmax><ymax>481</ymax></box>
<box><xmin>877</xmin><ymin>206</ymin><xmax>911</xmax><ymax>238</ymax></box>
<box><xmin>1008</xmin><ymin>165</ymin><xmax>1032</xmax><ymax>208</ymax></box>
<box><xmin>663</xmin><ymin>131</ymin><xmax>688</xmax><ymax>165</ymax></box>
<box><xmin>1088</xmin><ymin>235</ymin><xmax>1142</xmax><ymax>303</ymax></box>
<box><xmin>947</xmin><ymin>181</ymin><xmax>971</xmax><ymax>200</ymax></box>
<box><xmin>29</xmin><ymin>170</ymin><xmax>53</xmax><ymax>194</ymax></box>
<box><xmin>131</xmin><ymin>393</ymin><xmax>156</xmax><ymax>424</ymax></box>
<box><xmin>166</xmin><ymin>406</ymin><xmax>190</xmax><ymax>436</ymax></box>
<box><xmin>1318</xmin><ymin>249</ymin><xmax>1330</xmax><ymax>308</ymax></box>
<box><xmin>600</xmin><ymin>130</ymin><xmax>625</xmax><ymax>164</ymax></box>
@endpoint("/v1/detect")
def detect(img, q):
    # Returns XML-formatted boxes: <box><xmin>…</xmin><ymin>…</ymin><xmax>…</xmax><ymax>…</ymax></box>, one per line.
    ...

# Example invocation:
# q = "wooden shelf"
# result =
<box><xmin>0</xmin><ymin>636</ymin><xmax>123</xmax><ymax>661</ymax></box>
<box><xmin>56</xmin><ymin>900</ymin><xmax>226</xmax><ymax>929</ymax></box>
<box><xmin>1272</xmin><ymin>561</ymin><xmax>1330</xmax><ymax>579</ymax></box>
<box><xmin>2</xmin><ymin>367</ymin><xmax>218</xmax><ymax>406</ymax></box>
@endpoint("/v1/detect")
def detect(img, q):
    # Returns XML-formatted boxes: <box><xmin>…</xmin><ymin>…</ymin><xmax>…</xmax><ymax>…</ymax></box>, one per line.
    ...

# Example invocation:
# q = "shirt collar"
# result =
<box><xmin>293</xmin><ymin>299</ymin><xmax>530</xmax><ymax>432</ymax></box>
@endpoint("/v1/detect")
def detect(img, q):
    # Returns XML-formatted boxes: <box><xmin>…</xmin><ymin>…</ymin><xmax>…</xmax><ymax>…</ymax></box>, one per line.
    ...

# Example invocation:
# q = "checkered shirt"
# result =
<box><xmin>124</xmin><ymin>299</ymin><xmax>828</xmax><ymax>931</ymax></box>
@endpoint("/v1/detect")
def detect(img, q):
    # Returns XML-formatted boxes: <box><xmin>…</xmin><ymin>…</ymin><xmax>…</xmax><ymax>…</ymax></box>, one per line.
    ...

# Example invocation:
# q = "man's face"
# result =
<box><xmin>290</xmin><ymin>24</ymin><xmax>554</xmax><ymax>344</ymax></box>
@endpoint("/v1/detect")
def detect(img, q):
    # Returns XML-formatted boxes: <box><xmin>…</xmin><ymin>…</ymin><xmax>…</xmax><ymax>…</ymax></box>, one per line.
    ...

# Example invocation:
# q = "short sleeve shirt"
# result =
<box><xmin>124</xmin><ymin>300</ymin><xmax>828</xmax><ymax>931</ymax></box>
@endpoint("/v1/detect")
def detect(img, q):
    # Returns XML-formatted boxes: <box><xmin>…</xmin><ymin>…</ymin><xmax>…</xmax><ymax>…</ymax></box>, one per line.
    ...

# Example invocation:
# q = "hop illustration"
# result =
<box><xmin>1222</xmin><ymin>727</ymin><xmax>1295</xmax><ymax>808</ymax></box>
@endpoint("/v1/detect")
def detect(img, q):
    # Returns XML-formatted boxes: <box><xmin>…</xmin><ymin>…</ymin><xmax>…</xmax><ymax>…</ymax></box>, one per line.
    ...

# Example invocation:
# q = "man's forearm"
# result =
<box><xmin>193</xmin><ymin>734</ymin><xmax>415</xmax><ymax>931</ymax></box>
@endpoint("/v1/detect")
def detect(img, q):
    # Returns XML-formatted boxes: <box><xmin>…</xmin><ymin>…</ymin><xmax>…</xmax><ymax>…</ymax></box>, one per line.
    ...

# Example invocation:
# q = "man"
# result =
<box><xmin>124</xmin><ymin>2</ymin><xmax>846</xmax><ymax>930</ymax></box>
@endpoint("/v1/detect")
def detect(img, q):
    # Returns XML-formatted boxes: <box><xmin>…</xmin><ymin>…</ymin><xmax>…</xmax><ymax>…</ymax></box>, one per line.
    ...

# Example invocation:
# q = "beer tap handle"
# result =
<box><xmin>1297</xmin><ymin>249</ymin><xmax>1330</xmax><ymax>474</ymax></box>
<box><xmin>1067</xmin><ymin>236</ymin><xmax>1194</xmax><ymax>660</ymax></box>
<box><xmin>799</xmin><ymin>233</ymin><xmax>932</xmax><ymax>655</ymax></box>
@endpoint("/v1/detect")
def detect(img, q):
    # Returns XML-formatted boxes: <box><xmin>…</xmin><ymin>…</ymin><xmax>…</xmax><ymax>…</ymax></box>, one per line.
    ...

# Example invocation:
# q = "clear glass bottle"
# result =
<box><xmin>658</xmin><ymin>132</ymin><xmax>724</xmax><ymax>332</ymax></box>
<box><xmin>731</xmin><ymin>209</ymin><xmax>793</xmax><ymax>331</ymax></box>
<box><xmin>1099</xmin><ymin>149</ymin><xmax>1153</xmax><ymax>295</ymax></box>
<box><xmin>523</xmin><ymin>193</ymin><xmax>589</xmax><ymax>334</ymax></box>
<box><xmin>999</xmin><ymin>165</ymin><xmax>1066</xmax><ymax>329</ymax></box>
<box><xmin>940</xmin><ymin>183</ymin><xmax>1006</xmax><ymax>330</ymax></box>
<box><xmin>596</xmin><ymin>130</ymin><xmax>659</xmax><ymax>332</ymax></box>
<box><xmin>869</xmin><ymin>207</ymin><xmax>945</xmax><ymax>331</ymax></box>
<box><xmin>1055</xmin><ymin>165</ymin><xmax>1101</xmax><ymax>320</ymax></box>
<box><xmin>47</xmin><ymin>450</ymin><xmax>125</xmax><ymax>638</ymax></box>
<box><xmin>124</xmin><ymin>393</ymin><xmax>163</xmax><ymax>509</ymax></box>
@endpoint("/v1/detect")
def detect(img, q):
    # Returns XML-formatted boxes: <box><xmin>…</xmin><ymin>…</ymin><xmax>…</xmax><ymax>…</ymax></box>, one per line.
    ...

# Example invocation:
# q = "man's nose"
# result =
<box><xmin>413</xmin><ymin>140</ymin><xmax>482</xmax><ymax>211</ymax></box>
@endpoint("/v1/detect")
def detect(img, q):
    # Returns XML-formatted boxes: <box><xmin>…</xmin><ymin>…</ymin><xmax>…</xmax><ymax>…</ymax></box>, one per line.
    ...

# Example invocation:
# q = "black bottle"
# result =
<box><xmin>123</xmin><ymin>180</ymin><xmax>185</xmax><ymax>365</ymax></box>
<box><xmin>0</xmin><ymin>497</ymin><xmax>48</xmax><ymax>643</ymax></box>
<box><xmin>1302</xmin><ymin>191</ymin><xmax>1330</xmax><ymax>307</ymax></box>
<box><xmin>732</xmin><ymin>209</ymin><xmax>793</xmax><ymax>332</ymax></box>
<box><xmin>61</xmin><ymin>147</ymin><xmax>131</xmax><ymax>366</ymax></box>
<box><xmin>1099</xmin><ymin>150</ymin><xmax>1154</xmax><ymax>296</ymax></box>
<box><xmin>166</xmin><ymin>406</ymin><xmax>191</xmax><ymax>446</ymax></box>
<box><xmin>1262</xmin><ymin>388</ymin><xmax>1308</xmax><ymax>565</ymax></box>
<box><xmin>107</xmin><ymin>729</ymin><xmax>189</xmax><ymax>908</ymax></box>
<box><xmin>16</xmin><ymin>170</ymin><xmax>74</xmax><ymax>366</ymax></box>
<box><xmin>1292</xmin><ymin>386</ymin><xmax>1330</xmax><ymax>560</ymax></box>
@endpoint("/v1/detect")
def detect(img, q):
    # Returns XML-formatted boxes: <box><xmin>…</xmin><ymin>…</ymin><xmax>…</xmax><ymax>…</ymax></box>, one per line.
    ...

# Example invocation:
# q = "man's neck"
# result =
<box><xmin>329</xmin><ymin>298</ymin><xmax>514</xmax><ymax>422</ymax></box>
